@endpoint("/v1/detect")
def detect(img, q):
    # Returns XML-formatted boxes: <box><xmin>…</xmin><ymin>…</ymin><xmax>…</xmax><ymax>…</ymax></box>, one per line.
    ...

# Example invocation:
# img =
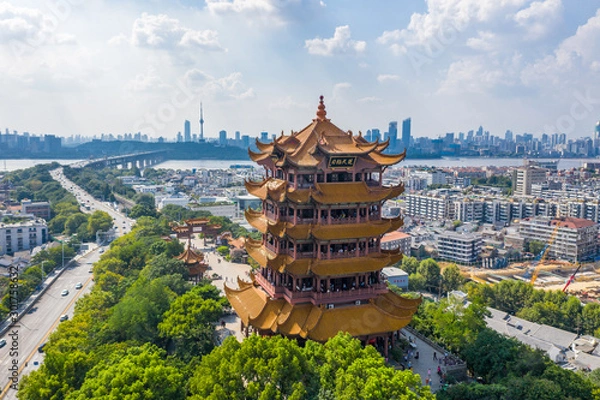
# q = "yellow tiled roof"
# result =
<box><xmin>225</xmin><ymin>284</ymin><xmax>421</xmax><ymax>342</ymax></box>
<box><xmin>246</xmin><ymin>239</ymin><xmax>401</xmax><ymax>276</ymax></box>
<box><xmin>247</xmin><ymin>97</ymin><xmax>406</xmax><ymax>168</ymax></box>
<box><xmin>246</xmin><ymin>209</ymin><xmax>403</xmax><ymax>240</ymax></box>
<box><xmin>245</xmin><ymin>179</ymin><xmax>404</xmax><ymax>204</ymax></box>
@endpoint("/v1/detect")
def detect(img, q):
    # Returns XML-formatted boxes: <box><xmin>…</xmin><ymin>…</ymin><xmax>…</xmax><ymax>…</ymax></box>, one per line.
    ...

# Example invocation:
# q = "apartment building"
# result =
<box><xmin>381</xmin><ymin>231</ymin><xmax>412</xmax><ymax>255</ymax></box>
<box><xmin>438</xmin><ymin>231</ymin><xmax>483</xmax><ymax>264</ymax></box>
<box><xmin>519</xmin><ymin>216</ymin><xmax>598</xmax><ymax>261</ymax></box>
<box><xmin>0</xmin><ymin>219</ymin><xmax>48</xmax><ymax>256</ymax></box>
<box><xmin>512</xmin><ymin>166</ymin><xmax>547</xmax><ymax>196</ymax></box>
<box><xmin>21</xmin><ymin>199</ymin><xmax>51</xmax><ymax>221</ymax></box>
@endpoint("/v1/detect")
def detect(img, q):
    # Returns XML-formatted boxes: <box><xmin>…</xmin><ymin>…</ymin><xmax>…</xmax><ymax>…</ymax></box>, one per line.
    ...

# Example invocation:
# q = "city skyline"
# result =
<box><xmin>0</xmin><ymin>1</ymin><xmax>599</xmax><ymax>140</ymax></box>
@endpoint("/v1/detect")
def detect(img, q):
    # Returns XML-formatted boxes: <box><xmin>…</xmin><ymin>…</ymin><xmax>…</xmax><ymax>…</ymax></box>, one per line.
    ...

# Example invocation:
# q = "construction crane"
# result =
<box><xmin>530</xmin><ymin>221</ymin><xmax>561</xmax><ymax>286</ymax></box>
<box><xmin>562</xmin><ymin>263</ymin><xmax>582</xmax><ymax>293</ymax></box>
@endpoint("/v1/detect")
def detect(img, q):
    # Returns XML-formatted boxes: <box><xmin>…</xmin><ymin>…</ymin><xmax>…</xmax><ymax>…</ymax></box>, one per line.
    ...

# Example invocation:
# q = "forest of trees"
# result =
<box><xmin>18</xmin><ymin>217</ymin><xmax>432</xmax><ymax>399</ymax></box>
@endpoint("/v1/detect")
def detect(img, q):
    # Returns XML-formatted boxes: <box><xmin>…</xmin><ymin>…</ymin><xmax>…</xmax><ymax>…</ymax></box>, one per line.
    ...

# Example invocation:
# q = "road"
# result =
<box><xmin>0</xmin><ymin>247</ymin><xmax>101</xmax><ymax>398</ymax></box>
<box><xmin>0</xmin><ymin>167</ymin><xmax>133</xmax><ymax>399</ymax></box>
<box><xmin>49</xmin><ymin>167</ymin><xmax>135</xmax><ymax>236</ymax></box>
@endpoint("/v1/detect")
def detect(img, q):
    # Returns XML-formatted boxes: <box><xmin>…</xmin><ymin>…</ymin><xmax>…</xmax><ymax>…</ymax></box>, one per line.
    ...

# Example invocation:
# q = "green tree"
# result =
<box><xmin>442</xmin><ymin>264</ymin><xmax>465</xmax><ymax>293</ymax></box>
<box><xmin>158</xmin><ymin>284</ymin><xmax>224</xmax><ymax>361</ymax></box>
<box><xmin>64</xmin><ymin>214</ymin><xmax>89</xmax><ymax>235</ymax></box>
<box><xmin>129</xmin><ymin>203</ymin><xmax>158</xmax><ymax>219</ymax></box>
<box><xmin>67</xmin><ymin>344</ymin><xmax>185</xmax><ymax>400</ymax></box>
<box><xmin>104</xmin><ymin>278</ymin><xmax>177</xmax><ymax>344</ymax></box>
<box><xmin>401</xmin><ymin>256</ymin><xmax>419</xmax><ymax>275</ymax></box>
<box><xmin>86</xmin><ymin>210</ymin><xmax>113</xmax><ymax>238</ymax></box>
<box><xmin>417</xmin><ymin>258</ymin><xmax>441</xmax><ymax>291</ymax></box>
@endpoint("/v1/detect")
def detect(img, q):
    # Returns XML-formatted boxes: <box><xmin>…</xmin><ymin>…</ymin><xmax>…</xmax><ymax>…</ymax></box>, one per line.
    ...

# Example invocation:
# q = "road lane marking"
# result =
<box><xmin>0</xmin><ymin>275</ymin><xmax>94</xmax><ymax>399</ymax></box>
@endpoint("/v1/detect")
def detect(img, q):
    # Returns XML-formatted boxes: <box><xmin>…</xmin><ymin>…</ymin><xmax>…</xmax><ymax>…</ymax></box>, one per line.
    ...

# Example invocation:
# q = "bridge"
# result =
<box><xmin>74</xmin><ymin>150</ymin><xmax>168</xmax><ymax>170</ymax></box>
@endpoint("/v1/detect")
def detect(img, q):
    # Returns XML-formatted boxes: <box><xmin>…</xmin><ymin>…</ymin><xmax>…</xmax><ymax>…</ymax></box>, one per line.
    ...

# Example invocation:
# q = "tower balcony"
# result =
<box><xmin>254</xmin><ymin>273</ymin><xmax>388</xmax><ymax>306</ymax></box>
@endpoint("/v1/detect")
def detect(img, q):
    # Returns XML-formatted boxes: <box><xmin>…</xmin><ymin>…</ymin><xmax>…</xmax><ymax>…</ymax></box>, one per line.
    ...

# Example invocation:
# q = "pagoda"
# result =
<box><xmin>176</xmin><ymin>239</ymin><xmax>209</xmax><ymax>283</ymax></box>
<box><xmin>225</xmin><ymin>96</ymin><xmax>421</xmax><ymax>354</ymax></box>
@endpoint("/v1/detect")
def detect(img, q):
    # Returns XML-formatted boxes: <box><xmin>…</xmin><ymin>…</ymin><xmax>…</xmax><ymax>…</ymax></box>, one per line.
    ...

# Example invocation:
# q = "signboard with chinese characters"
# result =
<box><xmin>328</xmin><ymin>156</ymin><xmax>356</xmax><ymax>168</ymax></box>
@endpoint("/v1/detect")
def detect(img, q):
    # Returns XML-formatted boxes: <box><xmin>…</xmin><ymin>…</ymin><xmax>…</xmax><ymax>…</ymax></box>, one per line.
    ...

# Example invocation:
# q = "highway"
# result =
<box><xmin>0</xmin><ymin>167</ymin><xmax>133</xmax><ymax>399</ymax></box>
<box><xmin>0</xmin><ymin>246</ymin><xmax>100</xmax><ymax>398</ymax></box>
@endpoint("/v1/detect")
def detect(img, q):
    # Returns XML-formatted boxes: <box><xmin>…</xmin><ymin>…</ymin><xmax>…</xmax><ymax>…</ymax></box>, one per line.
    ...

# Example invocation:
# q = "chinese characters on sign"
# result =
<box><xmin>328</xmin><ymin>156</ymin><xmax>356</xmax><ymax>168</ymax></box>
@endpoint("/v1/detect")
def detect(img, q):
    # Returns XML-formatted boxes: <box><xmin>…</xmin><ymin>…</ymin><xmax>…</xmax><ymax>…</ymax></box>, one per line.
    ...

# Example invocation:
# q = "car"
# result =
<box><xmin>99</xmin><ymin>248</ymin><xmax>104</xmax><ymax>254</ymax></box>
<box><xmin>38</xmin><ymin>343</ymin><xmax>46</xmax><ymax>353</ymax></box>
<box><xmin>59</xmin><ymin>314</ymin><xmax>68</xmax><ymax>322</ymax></box>
<box><xmin>0</xmin><ymin>339</ymin><xmax>6</xmax><ymax>348</ymax></box>
<box><xmin>61</xmin><ymin>289</ymin><xmax>69</xmax><ymax>296</ymax></box>
<box><xmin>88</xmin><ymin>268</ymin><xmax>93</xmax><ymax>273</ymax></box>
<box><xmin>75</xmin><ymin>282</ymin><xmax>83</xmax><ymax>289</ymax></box>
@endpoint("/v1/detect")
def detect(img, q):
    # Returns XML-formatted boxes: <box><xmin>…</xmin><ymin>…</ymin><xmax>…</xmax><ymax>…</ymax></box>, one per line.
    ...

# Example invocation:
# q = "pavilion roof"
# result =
<box><xmin>244</xmin><ymin>179</ymin><xmax>404</xmax><ymax>204</ymax></box>
<box><xmin>225</xmin><ymin>282</ymin><xmax>421</xmax><ymax>342</ymax></box>
<box><xmin>249</xmin><ymin>97</ymin><xmax>406</xmax><ymax>168</ymax></box>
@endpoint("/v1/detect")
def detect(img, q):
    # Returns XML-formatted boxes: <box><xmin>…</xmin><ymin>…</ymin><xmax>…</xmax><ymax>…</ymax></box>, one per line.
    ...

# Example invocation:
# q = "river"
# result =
<box><xmin>0</xmin><ymin>157</ymin><xmax>594</xmax><ymax>172</ymax></box>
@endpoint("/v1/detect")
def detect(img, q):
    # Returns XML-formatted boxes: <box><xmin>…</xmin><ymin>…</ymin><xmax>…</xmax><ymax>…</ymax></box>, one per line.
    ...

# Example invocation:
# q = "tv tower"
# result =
<box><xmin>199</xmin><ymin>102</ymin><xmax>204</xmax><ymax>141</ymax></box>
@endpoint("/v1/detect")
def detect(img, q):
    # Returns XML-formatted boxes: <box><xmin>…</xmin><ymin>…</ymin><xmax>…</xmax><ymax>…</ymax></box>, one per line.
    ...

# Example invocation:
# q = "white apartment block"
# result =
<box><xmin>0</xmin><ymin>220</ymin><xmax>48</xmax><ymax>256</ymax></box>
<box><xmin>512</xmin><ymin>166</ymin><xmax>547</xmax><ymax>196</ymax></box>
<box><xmin>519</xmin><ymin>217</ymin><xmax>598</xmax><ymax>261</ymax></box>
<box><xmin>438</xmin><ymin>231</ymin><xmax>483</xmax><ymax>264</ymax></box>
<box><xmin>404</xmin><ymin>193</ymin><xmax>451</xmax><ymax>220</ymax></box>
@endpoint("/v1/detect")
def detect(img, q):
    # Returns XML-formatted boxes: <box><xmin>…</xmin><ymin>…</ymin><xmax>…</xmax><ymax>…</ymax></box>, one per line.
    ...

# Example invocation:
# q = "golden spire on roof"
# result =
<box><xmin>316</xmin><ymin>95</ymin><xmax>327</xmax><ymax>121</ymax></box>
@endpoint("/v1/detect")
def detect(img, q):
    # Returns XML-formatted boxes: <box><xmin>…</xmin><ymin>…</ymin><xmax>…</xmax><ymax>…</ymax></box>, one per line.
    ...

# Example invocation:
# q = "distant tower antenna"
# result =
<box><xmin>199</xmin><ymin>102</ymin><xmax>204</xmax><ymax>141</ymax></box>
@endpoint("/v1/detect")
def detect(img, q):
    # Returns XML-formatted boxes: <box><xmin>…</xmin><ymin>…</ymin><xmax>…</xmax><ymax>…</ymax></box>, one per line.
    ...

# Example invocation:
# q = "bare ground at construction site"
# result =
<box><xmin>450</xmin><ymin>261</ymin><xmax>600</xmax><ymax>300</ymax></box>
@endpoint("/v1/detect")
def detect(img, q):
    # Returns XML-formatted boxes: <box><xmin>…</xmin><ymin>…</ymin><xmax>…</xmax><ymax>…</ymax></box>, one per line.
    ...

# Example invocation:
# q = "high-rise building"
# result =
<box><xmin>227</xmin><ymin>97</ymin><xmax>421</xmax><ymax>354</ymax></box>
<box><xmin>260</xmin><ymin>131</ymin><xmax>269</xmax><ymax>142</ymax></box>
<box><xmin>401</xmin><ymin>118</ymin><xmax>411</xmax><ymax>151</ymax></box>
<box><xmin>219</xmin><ymin>130</ymin><xmax>227</xmax><ymax>146</ymax></box>
<box><xmin>371</xmin><ymin>128</ymin><xmax>381</xmax><ymax>142</ymax></box>
<box><xmin>184</xmin><ymin>120</ymin><xmax>191</xmax><ymax>142</ymax></box>
<box><xmin>388</xmin><ymin>121</ymin><xmax>398</xmax><ymax>151</ymax></box>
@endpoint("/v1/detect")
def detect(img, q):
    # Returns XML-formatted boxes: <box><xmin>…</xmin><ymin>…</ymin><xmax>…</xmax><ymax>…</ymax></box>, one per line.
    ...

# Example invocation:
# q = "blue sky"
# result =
<box><xmin>0</xmin><ymin>0</ymin><xmax>599</xmax><ymax>141</ymax></box>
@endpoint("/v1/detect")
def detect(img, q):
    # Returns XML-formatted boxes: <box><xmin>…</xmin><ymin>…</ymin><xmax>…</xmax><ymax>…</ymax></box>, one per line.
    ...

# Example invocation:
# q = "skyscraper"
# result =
<box><xmin>388</xmin><ymin>121</ymin><xmax>398</xmax><ymax>151</ymax></box>
<box><xmin>401</xmin><ymin>118</ymin><xmax>411</xmax><ymax>151</ymax></box>
<box><xmin>184</xmin><ymin>120</ymin><xmax>191</xmax><ymax>142</ymax></box>
<box><xmin>219</xmin><ymin>130</ymin><xmax>227</xmax><ymax>146</ymax></box>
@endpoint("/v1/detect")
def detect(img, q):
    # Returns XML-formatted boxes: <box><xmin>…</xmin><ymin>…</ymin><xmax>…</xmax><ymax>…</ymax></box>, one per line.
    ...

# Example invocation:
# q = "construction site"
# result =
<box><xmin>462</xmin><ymin>261</ymin><xmax>600</xmax><ymax>301</ymax></box>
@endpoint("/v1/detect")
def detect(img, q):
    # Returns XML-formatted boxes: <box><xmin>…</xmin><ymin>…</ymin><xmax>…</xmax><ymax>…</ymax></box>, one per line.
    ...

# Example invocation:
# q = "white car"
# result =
<box><xmin>75</xmin><ymin>282</ymin><xmax>83</xmax><ymax>289</ymax></box>
<box><xmin>60</xmin><ymin>314</ymin><xmax>68</xmax><ymax>322</ymax></box>
<box><xmin>61</xmin><ymin>289</ymin><xmax>69</xmax><ymax>296</ymax></box>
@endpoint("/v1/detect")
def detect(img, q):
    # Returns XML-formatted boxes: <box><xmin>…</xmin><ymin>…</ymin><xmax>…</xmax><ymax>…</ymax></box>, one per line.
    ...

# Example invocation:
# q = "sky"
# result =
<box><xmin>0</xmin><ymin>0</ymin><xmax>599</xmax><ymax>141</ymax></box>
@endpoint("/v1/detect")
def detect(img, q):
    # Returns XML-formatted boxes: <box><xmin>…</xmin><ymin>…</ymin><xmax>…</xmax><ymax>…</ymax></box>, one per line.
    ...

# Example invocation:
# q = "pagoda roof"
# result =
<box><xmin>176</xmin><ymin>247</ymin><xmax>206</xmax><ymax>265</ymax></box>
<box><xmin>246</xmin><ymin>208</ymin><xmax>403</xmax><ymax>240</ymax></box>
<box><xmin>245</xmin><ymin>238</ymin><xmax>403</xmax><ymax>276</ymax></box>
<box><xmin>245</xmin><ymin>179</ymin><xmax>404</xmax><ymax>204</ymax></box>
<box><xmin>225</xmin><ymin>283</ymin><xmax>421</xmax><ymax>342</ymax></box>
<box><xmin>248</xmin><ymin>96</ymin><xmax>406</xmax><ymax>168</ymax></box>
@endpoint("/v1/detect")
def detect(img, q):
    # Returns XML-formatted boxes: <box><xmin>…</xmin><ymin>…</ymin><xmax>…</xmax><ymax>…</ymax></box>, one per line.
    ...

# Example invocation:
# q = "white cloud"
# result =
<box><xmin>357</xmin><ymin>96</ymin><xmax>382</xmax><ymax>103</ymax></box>
<box><xmin>521</xmin><ymin>9</ymin><xmax>600</xmax><ymax>85</ymax></box>
<box><xmin>0</xmin><ymin>2</ymin><xmax>45</xmax><ymax>41</ymax></box>
<box><xmin>268</xmin><ymin>96</ymin><xmax>309</xmax><ymax>110</ymax></box>
<box><xmin>514</xmin><ymin>0</ymin><xmax>562</xmax><ymax>40</ymax></box>
<box><xmin>377</xmin><ymin>74</ymin><xmax>400</xmax><ymax>83</ymax></box>
<box><xmin>205</xmin><ymin>0</ymin><xmax>277</xmax><ymax>14</ymax></box>
<box><xmin>438</xmin><ymin>57</ymin><xmax>507</xmax><ymax>94</ymax></box>
<box><xmin>184</xmin><ymin>68</ymin><xmax>255</xmax><ymax>100</ymax></box>
<box><xmin>125</xmin><ymin>67</ymin><xmax>171</xmax><ymax>93</ymax></box>
<box><xmin>0</xmin><ymin>2</ymin><xmax>78</xmax><ymax>54</ymax></box>
<box><xmin>376</xmin><ymin>0</ymin><xmax>532</xmax><ymax>55</ymax></box>
<box><xmin>128</xmin><ymin>13</ymin><xmax>225</xmax><ymax>51</ymax></box>
<box><xmin>305</xmin><ymin>25</ymin><xmax>366</xmax><ymax>56</ymax></box>
<box><xmin>466</xmin><ymin>30</ymin><xmax>496</xmax><ymax>51</ymax></box>
<box><xmin>332</xmin><ymin>82</ymin><xmax>351</xmax><ymax>100</ymax></box>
